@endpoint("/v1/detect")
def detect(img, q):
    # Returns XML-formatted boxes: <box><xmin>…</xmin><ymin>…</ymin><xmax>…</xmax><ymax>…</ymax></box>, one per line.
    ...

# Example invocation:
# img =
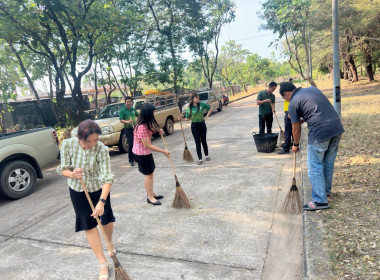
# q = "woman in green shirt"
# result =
<box><xmin>57</xmin><ymin>120</ymin><xmax>115</xmax><ymax>280</ymax></box>
<box><xmin>180</xmin><ymin>92</ymin><xmax>212</xmax><ymax>165</ymax></box>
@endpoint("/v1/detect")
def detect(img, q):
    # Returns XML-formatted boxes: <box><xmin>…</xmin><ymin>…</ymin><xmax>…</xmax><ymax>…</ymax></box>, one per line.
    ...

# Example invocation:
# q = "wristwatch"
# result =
<box><xmin>99</xmin><ymin>198</ymin><xmax>107</xmax><ymax>204</ymax></box>
<box><xmin>293</xmin><ymin>143</ymin><xmax>299</xmax><ymax>147</ymax></box>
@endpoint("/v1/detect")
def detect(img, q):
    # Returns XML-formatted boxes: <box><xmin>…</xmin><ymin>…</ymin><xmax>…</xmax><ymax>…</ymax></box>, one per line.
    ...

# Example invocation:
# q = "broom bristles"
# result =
<box><xmin>111</xmin><ymin>255</ymin><xmax>133</xmax><ymax>280</ymax></box>
<box><xmin>172</xmin><ymin>177</ymin><xmax>190</xmax><ymax>209</ymax></box>
<box><xmin>280</xmin><ymin>130</ymin><xmax>285</xmax><ymax>142</ymax></box>
<box><xmin>183</xmin><ymin>145</ymin><xmax>194</xmax><ymax>162</ymax></box>
<box><xmin>281</xmin><ymin>183</ymin><xmax>302</xmax><ymax>215</ymax></box>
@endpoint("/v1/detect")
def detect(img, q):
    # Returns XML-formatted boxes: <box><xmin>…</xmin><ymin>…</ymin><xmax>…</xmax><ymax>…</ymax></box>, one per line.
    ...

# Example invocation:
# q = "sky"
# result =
<box><xmin>219</xmin><ymin>0</ymin><xmax>282</xmax><ymax>60</ymax></box>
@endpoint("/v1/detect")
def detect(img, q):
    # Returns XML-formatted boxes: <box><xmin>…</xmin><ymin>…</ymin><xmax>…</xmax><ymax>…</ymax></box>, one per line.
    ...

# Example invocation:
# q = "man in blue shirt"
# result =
<box><xmin>279</xmin><ymin>82</ymin><xmax>344</xmax><ymax>211</ymax></box>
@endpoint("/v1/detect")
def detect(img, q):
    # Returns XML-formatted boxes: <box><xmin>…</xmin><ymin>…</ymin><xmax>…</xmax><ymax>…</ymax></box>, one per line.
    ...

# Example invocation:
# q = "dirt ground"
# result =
<box><xmin>312</xmin><ymin>75</ymin><xmax>380</xmax><ymax>280</ymax></box>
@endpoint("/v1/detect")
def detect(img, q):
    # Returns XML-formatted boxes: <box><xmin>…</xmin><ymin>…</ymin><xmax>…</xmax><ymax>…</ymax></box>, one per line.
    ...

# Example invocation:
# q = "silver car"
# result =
<box><xmin>182</xmin><ymin>90</ymin><xmax>223</xmax><ymax>117</ymax></box>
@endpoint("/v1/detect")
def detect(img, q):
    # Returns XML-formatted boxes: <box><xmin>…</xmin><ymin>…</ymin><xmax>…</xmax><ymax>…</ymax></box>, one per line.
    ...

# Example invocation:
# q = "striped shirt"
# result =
<box><xmin>132</xmin><ymin>124</ymin><xmax>154</xmax><ymax>155</ymax></box>
<box><xmin>57</xmin><ymin>137</ymin><xmax>115</xmax><ymax>192</ymax></box>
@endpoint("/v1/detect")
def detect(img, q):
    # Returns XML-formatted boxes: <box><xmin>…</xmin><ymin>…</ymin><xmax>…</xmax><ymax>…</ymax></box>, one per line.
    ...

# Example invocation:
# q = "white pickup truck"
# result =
<box><xmin>0</xmin><ymin>127</ymin><xmax>60</xmax><ymax>199</ymax></box>
<box><xmin>72</xmin><ymin>93</ymin><xmax>181</xmax><ymax>152</ymax></box>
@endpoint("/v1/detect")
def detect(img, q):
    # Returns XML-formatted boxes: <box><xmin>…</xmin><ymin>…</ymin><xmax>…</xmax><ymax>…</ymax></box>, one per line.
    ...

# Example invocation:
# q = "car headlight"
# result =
<box><xmin>101</xmin><ymin>126</ymin><xmax>114</xmax><ymax>134</ymax></box>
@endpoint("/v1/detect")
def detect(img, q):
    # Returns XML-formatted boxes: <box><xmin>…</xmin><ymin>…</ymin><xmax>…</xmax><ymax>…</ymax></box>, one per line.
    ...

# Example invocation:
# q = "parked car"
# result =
<box><xmin>71</xmin><ymin>93</ymin><xmax>181</xmax><ymax>153</ymax></box>
<box><xmin>181</xmin><ymin>90</ymin><xmax>223</xmax><ymax>117</ymax></box>
<box><xmin>0</xmin><ymin>127</ymin><xmax>60</xmax><ymax>199</ymax></box>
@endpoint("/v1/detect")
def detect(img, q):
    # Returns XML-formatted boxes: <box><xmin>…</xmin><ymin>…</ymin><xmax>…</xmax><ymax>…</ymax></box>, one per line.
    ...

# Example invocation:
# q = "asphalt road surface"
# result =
<box><xmin>0</xmin><ymin>94</ymin><xmax>303</xmax><ymax>280</ymax></box>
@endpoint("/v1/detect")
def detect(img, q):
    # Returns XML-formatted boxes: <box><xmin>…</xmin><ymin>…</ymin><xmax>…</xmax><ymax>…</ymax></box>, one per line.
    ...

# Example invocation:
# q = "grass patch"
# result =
<box><xmin>316</xmin><ymin>76</ymin><xmax>380</xmax><ymax>279</ymax></box>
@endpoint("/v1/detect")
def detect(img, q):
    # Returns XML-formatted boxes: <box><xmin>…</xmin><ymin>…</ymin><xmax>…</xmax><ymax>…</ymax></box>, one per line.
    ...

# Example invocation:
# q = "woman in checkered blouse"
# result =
<box><xmin>132</xmin><ymin>103</ymin><xmax>170</xmax><ymax>206</ymax></box>
<box><xmin>57</xmin><ymin>119</ymin><xmax>116</xmax><ymax>279</ymax></box>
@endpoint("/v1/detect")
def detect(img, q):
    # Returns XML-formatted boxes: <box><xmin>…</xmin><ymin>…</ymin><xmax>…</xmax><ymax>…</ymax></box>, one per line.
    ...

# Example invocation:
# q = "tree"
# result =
<box><xmin>260</xmin><ymin>0</ymin><xmax>317</xmax><ymax>86</ymax></box>
<box><xmin>185</xmin><ymin>0</ymin><xmax>235</xmax><ymax>89</ymax></box>
<box><xmin>0</xmin><ymin>0</ymin><xmax>120</xmax><ymax>124</ymax></box>
<box><xmin>147</xmin><ymin>0</ymin><xmax>187</xmax><ymax>94</ymax></box>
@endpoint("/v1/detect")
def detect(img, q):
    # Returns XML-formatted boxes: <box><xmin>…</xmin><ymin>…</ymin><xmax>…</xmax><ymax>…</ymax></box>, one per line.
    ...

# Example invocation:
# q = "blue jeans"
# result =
<box><xmin>307</xmin><ymin>134</ymin><xmax>342</xmax><ymax>203</ymax></box>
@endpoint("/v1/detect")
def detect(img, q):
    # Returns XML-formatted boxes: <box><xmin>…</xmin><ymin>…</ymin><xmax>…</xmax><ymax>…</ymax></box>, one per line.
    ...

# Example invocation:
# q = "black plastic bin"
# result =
<box><xmin>252</xmin><ymin>132</ymin><xmax>278</xmax><ymax>153</ymax></box>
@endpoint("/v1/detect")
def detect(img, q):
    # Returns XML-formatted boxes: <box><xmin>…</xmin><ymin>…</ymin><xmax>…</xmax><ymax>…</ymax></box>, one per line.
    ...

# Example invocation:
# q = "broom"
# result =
<box><xmin>159</xmin><ymin>133</ymin><xmax>191</xmax><ymax>208</ymax></box>
<box><xmin>281</xmin><ymin>152</ymin><xmax>302</xmax><ymax>214</ymax></box>
<box><xmin>79</xmin><ymin>179</ymin><xmax>132</xmax><ymax>280</ymax></box>
<box><xmin>270</xmin><ymin>101</ymin><xmax>285</xmax><ymax>142</ymax></box>
<box><xmin>179</xmin><ymin>118</ymin><xmax>194</xmax><ymax>162</ymax></box>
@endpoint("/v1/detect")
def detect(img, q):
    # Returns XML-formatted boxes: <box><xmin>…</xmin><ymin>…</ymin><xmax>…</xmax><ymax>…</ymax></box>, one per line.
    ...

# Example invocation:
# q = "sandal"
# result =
<box><xmin>99</xmin><ymin>261</ymin><xmax>109</xmax><ymax>280</ymax></box>
<box><xmin>303</xmin><ymin>201</ymin><xmax>330</xmax><ymax>211</ymax></box>
<box><xmin>196</xmin><ymin>160</ymin><xmax>203</xmax><ymax>165</ymax></box>
<box><xmin>205</xmin><ymin>156</ymin><xmax>210</xmax><ymax>161</ymax></box>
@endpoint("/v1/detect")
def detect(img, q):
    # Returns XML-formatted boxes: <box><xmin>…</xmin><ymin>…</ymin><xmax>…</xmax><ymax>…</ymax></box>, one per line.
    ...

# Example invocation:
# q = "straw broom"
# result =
<box><xmin>273</xmin><ymin>111</ymin><xmax>285</xmax><ymax>142</ymax></box>
<box><xmin>270</xmin><ymin>101</ymin><xmax>285</xmax><ymax>142</ymax></box>
<box><xmin>281</xmin><ymin>152</ymin><xmax>302</xmax><ymax>214</ymax></box>
<box><xmin>159</xmin><ymin>133</ymin><xmax>191</xmax><ymax>208</ymax></box>
<box><xmin>79</xmin><ymin>179</ymin><xmax>132</xmax><ymax>280</ymax></box>
<box><xmin>179</xmin><ymin>118</ymin><xmax>194</xmax><ymax>162</ymax></box>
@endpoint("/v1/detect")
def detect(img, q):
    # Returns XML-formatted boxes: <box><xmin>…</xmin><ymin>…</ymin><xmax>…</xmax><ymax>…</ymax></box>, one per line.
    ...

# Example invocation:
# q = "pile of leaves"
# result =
<box><xmin>318</xmin><ymin>79</ymin><xmax>380</xmax><ymax>279</ymax></box>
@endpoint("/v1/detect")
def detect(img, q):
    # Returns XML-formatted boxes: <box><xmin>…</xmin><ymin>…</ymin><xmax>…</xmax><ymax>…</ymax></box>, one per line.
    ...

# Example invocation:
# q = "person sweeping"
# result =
<box><xmin>57</xmin><ymin>120</ymin><xmax>125</xmax><ymax>280</ymax></box>
<box><xmin>132</xmin><ymin>103</ymin><xmax>169</xmax><ymax>206</ymax></box>
<box><xmin>179</xmin><ymin>92</ymin><xmax>212</xmax><ymax>166</ymax></box>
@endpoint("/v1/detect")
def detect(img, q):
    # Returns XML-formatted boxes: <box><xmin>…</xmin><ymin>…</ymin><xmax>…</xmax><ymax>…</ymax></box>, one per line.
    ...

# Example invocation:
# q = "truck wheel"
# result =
<box><xmin>118</xmin><ymin>131</ymin><xmax>129</xmax><ymax>153</ymax></box>
<box><xmin>0</xmin><ymin>161</ymin><xmax>37</xmax><ymax>199</ymax></box>
<box><xmin>164</xmin><ymin>118</ymin><xmax>174</xmax><ymax>135</ymax></box>
<box><xmin>217</xmin><ymin>101</ymin><xmax>223</xmax><ymax>112</ymax></box>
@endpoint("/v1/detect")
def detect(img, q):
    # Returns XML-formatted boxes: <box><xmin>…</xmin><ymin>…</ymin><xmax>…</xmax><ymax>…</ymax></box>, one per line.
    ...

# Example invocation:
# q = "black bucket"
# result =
<box><xmin>252</xmin><ymin>132</ymin><xmax>278</xmax><ymax>153</ymax></box>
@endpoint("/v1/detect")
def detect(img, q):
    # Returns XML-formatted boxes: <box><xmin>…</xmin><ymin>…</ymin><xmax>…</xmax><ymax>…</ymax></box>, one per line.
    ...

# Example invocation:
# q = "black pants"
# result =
<box><xmin>259</xmin><ymin>113</ymin><xmax>273</xmax><ymax>134</ymax></box>
<box><xmin>125</xmin><ymin>128</ymin><xmax>135</xmax><ymax>163</ymax></box>
<box><xmin>283</xmin><ymin>112</ymin><xmax>293</xmax><ymax>151</ymax></box>
<box><xmin>191</xmin><ymin>121</ymin><xmax>208</xmax><ymax>160</ymax></box>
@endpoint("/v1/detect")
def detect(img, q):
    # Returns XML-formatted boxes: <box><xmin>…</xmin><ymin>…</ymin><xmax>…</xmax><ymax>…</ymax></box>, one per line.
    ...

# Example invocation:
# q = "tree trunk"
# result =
<box><xmin>364</xmin><ymin>53</ymin><xmax>374</xmax><ymax>81</ymax></box>
<box><xmin>343</xmin><ymin>62</ymin><xmax>349</xmax><ymax>80</ymax></box>
<box><xmin>347</xmin><ymin>54</ymin><xmax>358</xmax><ymax>82</ymax></box>
<box><xmin>47</xmin><ymin>66</ymin><xmax>60</xmax><ymax>122</ymax></box>
<box><xmin>8</xmin><ymin>41</ymin><xmax>49</xmax><ymax>126</ymax></box>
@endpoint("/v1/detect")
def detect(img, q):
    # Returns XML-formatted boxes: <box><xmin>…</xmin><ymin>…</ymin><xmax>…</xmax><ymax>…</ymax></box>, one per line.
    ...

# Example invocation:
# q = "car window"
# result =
<box><xmin>98</xmin><ymin>104</ymin><xmax>120</xmax><ymax>119</ymax></box>
<box><xmin>198</xmin><ymin>93</ymin><xmax>209</xmax><ymax>101</ymax></box>
<box><xmin>135</xmin><ymin>101</ymin><xmax>145</xmax><ymax>110</ymax></box>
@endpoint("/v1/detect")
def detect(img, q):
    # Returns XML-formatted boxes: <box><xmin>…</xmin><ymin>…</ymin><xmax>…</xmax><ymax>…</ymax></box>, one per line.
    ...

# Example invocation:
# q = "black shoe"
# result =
<box><xmin>277</xmin><ymin>149</ymin><xmax>290</xmax><ymax>154</ymax></box>
<box><xmin>129</xmin><ymin>162</ymin><xmax>135</xmax><ymax>166</ymax></box>
<box><xmin>147</xmin><ymin>198</ymin><xmax>162</xmax><ymax>205</ymax></box>
<box><xmin>154</xmin><ymin>195</ymin><xmax>164</xmax><ymax>200</ymax></box>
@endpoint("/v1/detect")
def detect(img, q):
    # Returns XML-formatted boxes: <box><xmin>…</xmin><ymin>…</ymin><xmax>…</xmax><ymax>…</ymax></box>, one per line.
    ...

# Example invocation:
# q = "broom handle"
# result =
<box><xmin>293</xmin><ymin>151</ymin><xmax>296</xmax><ymax>178</ymax></box>
<box><xmin>270</xmin><ymin>101</ymin><xmax>283</xmax><ymax>130</ymax></box>
<box><xmin>160</xmin><ymin>133</ymin><xmax>177</xmax><ymax>176</ymax></box>
<box><xmin>79</xmin><ymin>178</ymin><xmax>113</xmax><ymax>255</ymax></box>
<box><xmin>178</xmin><ymin>118</ymin><xmax>188</xmax><ymax>144</ymax></box>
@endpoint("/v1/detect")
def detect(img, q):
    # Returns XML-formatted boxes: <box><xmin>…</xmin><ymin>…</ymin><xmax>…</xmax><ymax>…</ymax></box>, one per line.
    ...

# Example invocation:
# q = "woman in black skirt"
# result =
<box><xmin>57</xmin><ymin>120</ymin><xmax>115</xmax><ymax>280</ymax></box>
<box><xmin>132</xmin><ymin>103</ymin><xmax>170</xmax><ymax>205</ymax></box>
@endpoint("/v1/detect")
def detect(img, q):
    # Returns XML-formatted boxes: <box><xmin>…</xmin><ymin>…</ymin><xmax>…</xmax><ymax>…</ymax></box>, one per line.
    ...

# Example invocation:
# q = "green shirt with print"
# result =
<box><xmin>257</xmin><ymin>90</ymin><xmax>275</xmax><ymax>116</ymax></box>
<box><xmin>186</xmin><ymin>102</ymin><xmax>211</xmax><ymax>122</ymax></box>
<box><xmin>119</xmin><ymin>106</ymin><xmax>139</xmax><ymax>128</ymax></box>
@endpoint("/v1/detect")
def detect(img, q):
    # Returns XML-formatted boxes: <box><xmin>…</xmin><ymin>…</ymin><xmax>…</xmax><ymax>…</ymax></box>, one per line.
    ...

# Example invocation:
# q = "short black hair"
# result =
<box><xmin>279</xmin><ymin>82</ymin><xmax>296</xmax><ymax>96</ymax></box>
<box><xmin>289</xmin><ymin>78</ymin><xmax>293</xmax><ymax>82</ymax></box>
<box><xmin>268</xmin><ymin>81</ymin><xmax>277</xmax><ymax>88</ymax></box>
<box><xmin>77</xmin><ymin>119</ymin><xmax>101</xmax><ymax>140</ymax></box>
<box><xmin>125</xmin><ymin>96</ymin><xmax>133</xmax><ymax>102</ymax></box>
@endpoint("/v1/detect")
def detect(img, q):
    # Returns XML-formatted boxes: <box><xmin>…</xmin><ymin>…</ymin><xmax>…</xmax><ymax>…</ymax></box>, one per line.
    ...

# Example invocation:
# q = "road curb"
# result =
<box><xmin>300</xmin><ymin>130</ymin><xmax>334</xmax><ymax>279</ymax></box>
<box><xmin>229</xmin><ymin>91</ymin><xmax>258</xmax><ymax>104</ymax></box>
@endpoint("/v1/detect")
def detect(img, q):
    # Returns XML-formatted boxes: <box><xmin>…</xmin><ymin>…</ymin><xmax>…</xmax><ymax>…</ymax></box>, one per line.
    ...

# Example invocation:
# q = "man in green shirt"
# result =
<box><xmin>256</xmin><ymin>81</ymin><xmax>277</xmax><ymax>133</ymax></box>
<box><xmin>119</xmin><ymin>96</ymin><xmax>139</xmax><ymax>166</ymax></box>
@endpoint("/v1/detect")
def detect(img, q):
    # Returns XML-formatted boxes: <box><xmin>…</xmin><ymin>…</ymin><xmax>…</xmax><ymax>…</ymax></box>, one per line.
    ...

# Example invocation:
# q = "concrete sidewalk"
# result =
<box><xmin>0</xmin><ymin>95</ymin><xmax>307</xmax><ymax>279</ymax></box>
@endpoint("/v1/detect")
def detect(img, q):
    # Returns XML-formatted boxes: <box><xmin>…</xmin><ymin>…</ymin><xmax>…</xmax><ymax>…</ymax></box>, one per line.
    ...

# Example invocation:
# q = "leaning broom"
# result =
<box><xmin>179</xmin><ymin>118</ymin><xmax>194</xmax><ymax>162</ymax></box>
<box><xmin>80</xmin><ymin>179</ymin><xmax>133</xmax><ymax>280</ymax></box>
<box><xmin>281</xmin><ymin>152</ymin><xmax>302</xmax><ymax>214</ymax></box>
<box><xmin>160</xmin><ymin>134</ymin><xmax>191</xmax><ymax>208</ymax></box>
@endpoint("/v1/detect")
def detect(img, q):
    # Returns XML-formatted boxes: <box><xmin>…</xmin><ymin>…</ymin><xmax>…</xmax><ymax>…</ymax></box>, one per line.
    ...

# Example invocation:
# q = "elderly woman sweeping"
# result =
<box><xmin>57</xmin><ymin>119</ymin><xmax>116</xmax><ymax>280</ymax></box>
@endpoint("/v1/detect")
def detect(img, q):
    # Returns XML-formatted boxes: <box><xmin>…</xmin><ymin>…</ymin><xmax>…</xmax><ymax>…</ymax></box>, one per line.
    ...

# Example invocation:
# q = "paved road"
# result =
<box><xmin>0</xmin><ymin>95</ymin><xmax>303</xmax><ymax>279</ymax></box>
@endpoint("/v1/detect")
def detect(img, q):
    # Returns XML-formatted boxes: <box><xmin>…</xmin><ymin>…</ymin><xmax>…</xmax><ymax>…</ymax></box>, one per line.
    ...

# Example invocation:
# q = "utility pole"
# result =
<box><xmin>332</xmin><ymin>0</ymin><xmax>341</xmax><ymax>116</ymax></box>
<box><xmin>308</xmin><ymin>22</ymin><xmax>312</xmax><ymax>80</ymax></box>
